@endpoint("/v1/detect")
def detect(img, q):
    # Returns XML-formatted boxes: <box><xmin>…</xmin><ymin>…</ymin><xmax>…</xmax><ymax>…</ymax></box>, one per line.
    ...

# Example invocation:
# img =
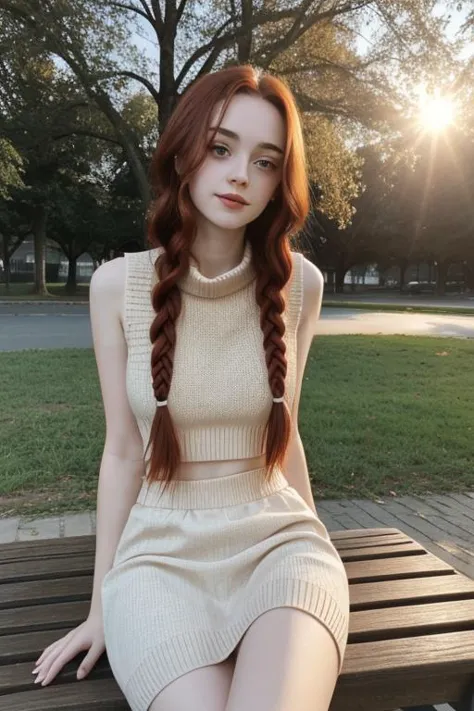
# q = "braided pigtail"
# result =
<box><xmin>143</xmin><ymin>242</ymin><xmax>186</xmax><ymax>490</ymax></box>
<box><xmin>254</xmin><ymin>245</ymin><xmax>293</xmax><ymax>482</ymax></box>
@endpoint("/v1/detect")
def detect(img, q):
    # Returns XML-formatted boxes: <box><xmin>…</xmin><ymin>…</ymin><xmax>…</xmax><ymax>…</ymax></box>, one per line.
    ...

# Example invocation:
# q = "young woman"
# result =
<box><xmin>32</xmin><ymin>64</ymin><xmax>350</xmax><ymax>711</ymax></box>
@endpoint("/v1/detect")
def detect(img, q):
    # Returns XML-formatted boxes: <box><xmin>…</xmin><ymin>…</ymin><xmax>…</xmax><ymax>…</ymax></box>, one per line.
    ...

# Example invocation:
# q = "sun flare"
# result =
<box><xmin>417</xmin><ymin>88</ymin><xmax>456</xmax><ymax>132</ymax></box>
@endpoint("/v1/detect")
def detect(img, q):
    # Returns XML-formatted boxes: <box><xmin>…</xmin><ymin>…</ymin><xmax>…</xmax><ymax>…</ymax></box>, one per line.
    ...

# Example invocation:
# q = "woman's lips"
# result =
<box><xmin>217</xmin><ymin>195</ymin><xmax>247</xmax><ymax>209</ymax></box>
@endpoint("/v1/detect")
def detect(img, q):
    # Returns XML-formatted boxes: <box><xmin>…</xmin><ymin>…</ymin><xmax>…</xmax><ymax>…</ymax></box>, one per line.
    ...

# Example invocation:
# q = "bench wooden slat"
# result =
<box><xmin>0</xmin><ymin>537</ymin><xmax>96</xmax><ymax>563</ymax></box>
<box><xmin>334</xmin><ymin>533</ymin><xmax>418</xmax><ymax>549</ymax></box>
<box><xmin>0</xmin><ymin>627</ymin><xmax>76</xmax><ymax>663</ymax></box>
<box><xmin>331</xmin><ymin>670</ymin><xmax>474</xmax><ymax>711</ymax></box>
<box><xmin>342</xmin><ymin>628</ymin><xmax>474</xmax><ymax>673</ymax></box>
<box><xmin>0</xmin><ymin>556</ymin><xmax>94</xmax><ymax>584</ymax></box>
<box><xmin>350</xmin><ymin>573</ymin><xmax>474</xmax><ymax>607</ymax></box>
<box><xmin>339</xmin><ymin>541</ymin><xmax>425</xmax><ymax>560</ymax></box>
<box><xmin>0</xmin><ymin>577</ymin><xmax>92</xmax><ymax>609</ymax></box>
<box><xmin>344</xmin><ymin>551</ymin><xmax>453</xmax><ymax>580</ymax></box>
<box><xmin>349</xmin><ymin>599</ymin><xmax>474</xmax><ymax>641</ymax></box>
<box><xmin>0</xmin><ymin>656</ymin><xmax>112</xmax><ymax>694</ymax></box>
<box><xmin>0</xmin><ymin>676</ymin><xmax>128</xmax><ymax>710</ymax></box>
<box><xmin>329</xmin><ymin>528</ymin><xmax>406</xmax><ymax>542</ymax></box>
<box><xmin>0</xmin><ymin>600</ymin><xmax>90</xmax><ymax>635</ymax></box>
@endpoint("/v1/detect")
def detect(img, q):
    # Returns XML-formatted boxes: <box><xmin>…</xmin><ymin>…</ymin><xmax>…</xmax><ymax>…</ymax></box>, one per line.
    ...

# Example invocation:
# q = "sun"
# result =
<box><xmin>417</xmin><ymin>88</ymin><xmax>456</xmax><ymax>132</ymax></box>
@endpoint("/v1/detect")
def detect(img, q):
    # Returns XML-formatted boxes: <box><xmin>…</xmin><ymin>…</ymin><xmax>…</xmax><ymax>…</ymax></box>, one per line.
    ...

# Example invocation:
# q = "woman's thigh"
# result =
<box><xmin>225</xmin><ymin>607</ymin><xmax>340</xmax><ymax>711</ymax></box>
<box><xmin>148</xmin><ymin>656</ymin><xmax>236</xmax><ymax>711</ymax></box>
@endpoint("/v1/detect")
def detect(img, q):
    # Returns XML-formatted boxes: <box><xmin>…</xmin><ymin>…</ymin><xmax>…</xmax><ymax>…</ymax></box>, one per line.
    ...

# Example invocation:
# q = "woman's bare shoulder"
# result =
<box><xmin>89</xmin><ymin>257</ymin><xmax>126</xmax><ymax>327</ymax></box>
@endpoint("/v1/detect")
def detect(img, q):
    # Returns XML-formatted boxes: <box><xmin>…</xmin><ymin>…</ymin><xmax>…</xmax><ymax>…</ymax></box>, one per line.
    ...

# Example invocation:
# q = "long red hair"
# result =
<box><xmin>144</xmin><ymin>64</ymin><xmax>309</xmax><ymax>490</ymax></box>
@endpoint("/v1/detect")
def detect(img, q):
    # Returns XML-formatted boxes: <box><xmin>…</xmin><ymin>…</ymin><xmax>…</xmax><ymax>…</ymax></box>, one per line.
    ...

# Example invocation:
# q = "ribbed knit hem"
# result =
<box><xmin>124</xmin><ymin>578</ymin><xmax>348</xmax><ymax>711</ymax></box>
<box><xmin>178</xmin><ymin>424</ymin><xmax>268</xmax><ymax>463</ymax></box>
<box><xmin>137</xmin><ymin>465</ymin><xmax>289</xmax><ymax>509</ymax></box>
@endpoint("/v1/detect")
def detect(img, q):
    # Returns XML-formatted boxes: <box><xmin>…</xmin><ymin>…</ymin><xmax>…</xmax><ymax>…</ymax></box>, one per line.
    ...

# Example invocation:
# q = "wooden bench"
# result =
<box><xmin>0</xmin><ymin>526</ymin><xmax>473</xmax><ymax>710</ymax></box>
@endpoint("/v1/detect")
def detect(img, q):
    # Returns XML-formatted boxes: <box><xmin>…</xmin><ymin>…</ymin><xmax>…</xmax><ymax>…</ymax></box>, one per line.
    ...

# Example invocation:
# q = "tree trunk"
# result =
<box><xmin>32</xmin><ymin>205</ymin><xmax>49</xmax><ymax>296</ymax></box>
<box><xmin>4</xmin><ymin>253</ymin><xmax>10</xmax><ymax>288</ymax></box>
<box><xmin>436</xmin><ymin>259</ymin><xmax>449</xmax><ymax>296</ymax></box>
<box><xmin>335</xmin><ymin>263</ymin><xmax>347</xmax><ymax>293</ymax></box>
<box><xmin>65</xmin><ymin>255</ymin><xmax>77</xmax><ymax>294</ymax></box>
<box><xmin>326</xmin><ymin>269</ymin><xmax>335</xmax><ymax>292</ymax></box>
<box><xmin>1</xmin><ymin>237</ymin><xmax>11</xmax><ymax>289</ymax></box>
<box><xmin>398</xmin><ymin>258</ymin><xmax>409</xmax><ymax>292</ymax></box>
<box><xmin>463</xmin><ymin>261</ymin><xmax>474</xmax><ymax>291</ymax></box>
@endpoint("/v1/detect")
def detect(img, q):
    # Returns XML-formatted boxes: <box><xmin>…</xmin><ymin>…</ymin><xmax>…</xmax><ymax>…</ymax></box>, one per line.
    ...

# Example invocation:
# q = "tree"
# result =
<box><xmin>0</xmin><ymin>138</ymin><xmax>24</xmax><ymax>199</ymax></box>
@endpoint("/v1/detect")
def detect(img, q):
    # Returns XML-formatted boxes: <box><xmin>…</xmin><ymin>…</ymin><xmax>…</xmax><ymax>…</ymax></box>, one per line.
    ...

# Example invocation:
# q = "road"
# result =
<box><xmin>0</xmin><ymin>301</ymin><xmax>472</xmax><ymax>352</ymax></box>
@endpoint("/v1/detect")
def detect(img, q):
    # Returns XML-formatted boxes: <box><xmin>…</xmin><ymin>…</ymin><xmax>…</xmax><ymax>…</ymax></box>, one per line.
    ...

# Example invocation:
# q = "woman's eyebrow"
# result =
<box><xmin>209</xmin><ymin>126</ymin><xmax>284</xmax><ymax>155</ymax></box>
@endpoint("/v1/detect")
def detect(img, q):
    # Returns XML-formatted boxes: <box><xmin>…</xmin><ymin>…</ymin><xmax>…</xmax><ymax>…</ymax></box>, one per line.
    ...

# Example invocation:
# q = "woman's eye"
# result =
<box><xmin>211</xmin><ymin>144</ymin><xmax>228</xmax><ymax>156</ymax></box>
<box><xmin>257</xmin><ymin>159</ymin><xmax>277</xmax><ymax>170</ymax></box>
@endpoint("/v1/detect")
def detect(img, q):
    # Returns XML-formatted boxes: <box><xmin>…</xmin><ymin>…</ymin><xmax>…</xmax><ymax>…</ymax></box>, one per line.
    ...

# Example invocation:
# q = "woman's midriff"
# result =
<box><xmin>174</xmin><ymin>453</ymin><xmax>267</xmax><ymax>481</ymax></box>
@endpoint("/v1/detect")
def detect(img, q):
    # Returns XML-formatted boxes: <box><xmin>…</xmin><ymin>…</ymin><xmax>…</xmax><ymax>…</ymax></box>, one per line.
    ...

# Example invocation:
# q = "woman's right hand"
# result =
<box><xmin>32</xmin><ymin>612</ymin><xmax>106</xmax><ymax>686</ymax></box>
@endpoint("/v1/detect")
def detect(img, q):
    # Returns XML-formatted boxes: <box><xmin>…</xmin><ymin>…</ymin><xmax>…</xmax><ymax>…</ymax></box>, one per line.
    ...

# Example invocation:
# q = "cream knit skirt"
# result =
<box><xmin>101</xmin><ymin>465</ymin><xmax>350</xmax><ymax>711</ymax></box>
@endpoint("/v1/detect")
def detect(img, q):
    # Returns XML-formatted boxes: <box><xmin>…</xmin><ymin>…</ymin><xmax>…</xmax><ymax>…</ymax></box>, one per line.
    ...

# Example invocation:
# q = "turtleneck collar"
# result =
<box><xmin>177</xmin><ymin>240</ymin><xmax>256</xmax><ymax>298</ymax></box>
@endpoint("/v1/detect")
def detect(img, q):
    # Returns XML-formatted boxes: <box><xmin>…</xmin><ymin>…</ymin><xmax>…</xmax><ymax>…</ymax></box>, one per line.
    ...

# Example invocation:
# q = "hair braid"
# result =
<box><xmin>256</xmin><ymin>271</ymin><xmax>292</xmax><ymax>483</ymax></box>
<box><xmin>143</xmin><ymin>247</ymin><xmax>185</xmax><ymax>488</ymax></box>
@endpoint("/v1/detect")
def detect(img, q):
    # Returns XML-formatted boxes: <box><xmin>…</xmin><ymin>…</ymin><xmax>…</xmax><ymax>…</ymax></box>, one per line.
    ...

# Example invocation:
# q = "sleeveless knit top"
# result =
<box><xmin>123</xmin><ymin>240</ymin><xmax>303</xmax><ymax>463</ymax></box>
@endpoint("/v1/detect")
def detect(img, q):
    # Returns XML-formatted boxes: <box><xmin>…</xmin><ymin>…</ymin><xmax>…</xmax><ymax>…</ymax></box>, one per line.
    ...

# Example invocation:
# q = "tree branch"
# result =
<box><xmin>149</xmin><ymin>0</ymin><xmax>163</xmax><ymax>30</ymax></box>
<box><xmin>176</xmin><ymin>0</ymin><xmax>190</xmax><ymax>24</ymax></box>
<box><xmin>96</xmin><ymin>70</ymin><xmax>160</xmax><ymax>103</ymax></box>
<box><xmin>175</xmin><ymin>15</ymin><xmax>236</xmax><ymax>88</ymax></box>
<box><xmin>50</xmin><ymin>128</ymin><xmax>123</xmax><ymax>146</ymax></box>
<box><xmin>291</xmin><ymin>90</ymin><xmax>352</xmax><ymax>117</ymax></box>
<box><xmin>108</xmin><ymin>1</ymin><xmax>151</xmax><ymax>22</ymax></box>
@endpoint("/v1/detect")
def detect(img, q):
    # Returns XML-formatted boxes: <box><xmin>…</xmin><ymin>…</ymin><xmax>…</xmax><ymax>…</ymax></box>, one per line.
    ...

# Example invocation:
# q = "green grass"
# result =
<box><xmin>0</xmin><ymin>335</ymin><xmax>473</xmax><ymax>519</ymax></box>
<box><xmin>0</xmin><ymin>283</ymin><xmax>90</xmax><ymax>301</ymax></box>
<box><xmin>322</xmin><ymin>301</ymin><xmax>474</xmax><ymax>315</ymax></box>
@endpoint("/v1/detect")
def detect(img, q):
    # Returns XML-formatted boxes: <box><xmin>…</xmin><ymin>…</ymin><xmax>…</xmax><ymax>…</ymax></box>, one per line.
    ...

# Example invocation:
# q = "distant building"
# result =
<box><xmin>1</xmin><ymin>238</ymin><xmax>94</xmax><ymax>283</ymax></box>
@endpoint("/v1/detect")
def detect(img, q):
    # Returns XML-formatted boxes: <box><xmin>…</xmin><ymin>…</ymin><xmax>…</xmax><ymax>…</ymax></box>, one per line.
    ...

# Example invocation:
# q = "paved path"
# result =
<box><xmin>318</xmin><ymin>308</ymin><xmax>474</xmax><ymax>339</ymax></box>
<box><xmin>1</xmin><ymin>303</ymin><xmax>473</xmax><ymax>351</ymax></box>
<box><xmin>1</xmin><ymin>490</ymin><xmax>473</xmax><ymax>579</ymax></box>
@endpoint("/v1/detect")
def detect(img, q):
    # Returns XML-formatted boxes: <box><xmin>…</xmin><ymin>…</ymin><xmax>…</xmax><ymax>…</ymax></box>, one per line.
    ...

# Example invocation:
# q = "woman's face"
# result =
<box><xmin>186</xmin><ymin>93</ymin><xmax>285</xmax><ymax>231</ymax></box>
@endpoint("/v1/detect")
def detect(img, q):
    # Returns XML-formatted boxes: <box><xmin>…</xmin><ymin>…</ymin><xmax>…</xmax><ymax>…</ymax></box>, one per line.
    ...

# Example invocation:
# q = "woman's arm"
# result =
<box><xmin>87</xmin><ymin>256</ymin><xmax>146</xmax><ymax>619</ymax></box>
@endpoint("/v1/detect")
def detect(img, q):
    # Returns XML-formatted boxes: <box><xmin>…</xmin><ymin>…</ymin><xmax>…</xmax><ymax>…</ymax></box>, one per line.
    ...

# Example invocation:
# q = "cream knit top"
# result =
<box><xmin>123</xmin><ymin>240</ymin><xmax>303</xmax><ymax>463</ymax></box>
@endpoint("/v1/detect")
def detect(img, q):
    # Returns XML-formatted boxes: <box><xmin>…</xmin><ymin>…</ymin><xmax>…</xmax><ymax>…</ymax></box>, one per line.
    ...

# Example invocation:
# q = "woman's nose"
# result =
<box><xmin>228</xmin><ymin>158</ymin><xmax>249</xmax><ymax>185</ymax></box>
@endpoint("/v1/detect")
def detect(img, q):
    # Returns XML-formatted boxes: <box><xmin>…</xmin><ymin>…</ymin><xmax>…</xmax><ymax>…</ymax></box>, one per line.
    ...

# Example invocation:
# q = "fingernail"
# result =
<box><xmin>32</xmin><ymin>669</ymin><xmax>39</xmax><ymax>675</ymax></box>
<box><xmin>34</xmin><ymin>676</ymin><xmax>42</xmax><ymax>684</ymax></box>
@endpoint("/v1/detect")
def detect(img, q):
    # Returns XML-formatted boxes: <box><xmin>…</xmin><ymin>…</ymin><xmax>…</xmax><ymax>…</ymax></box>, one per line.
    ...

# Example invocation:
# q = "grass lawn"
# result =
<box><xmin>0</xmin><ymin>335</ymin><xmax>473</xmax><ymax>519</ymax></box>
<box><xmin>0</xmin><ymin>282</ymin><xmax>90</xmax><ymax>301</ymax></box>
<box><xmin>322</xmin><ymin>301</ymin><xmax>474</xmax><ymax>316</ymax></box>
